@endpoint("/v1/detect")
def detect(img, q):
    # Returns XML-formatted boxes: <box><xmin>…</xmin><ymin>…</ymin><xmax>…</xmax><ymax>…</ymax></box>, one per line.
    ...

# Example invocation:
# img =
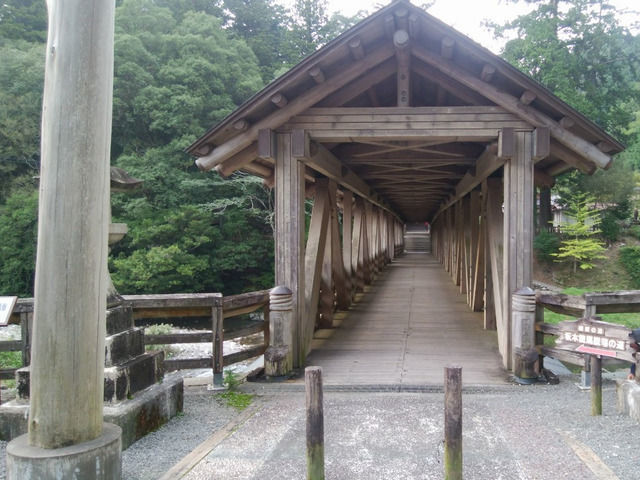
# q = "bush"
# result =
<box><xmin>533</xmin><ymin>231</ymin><xmax>560</xmax><ymax>263</ymax></box>
<box><xmin>144</xmin><ymin>323</ymin><xmax>176</xmax><ymax>357</ymax></box>
<box><xmin>600</xmin><ymin>211</ymin><xmax>621</xmax><ymax>243</ymax></box>
<box><xmin>619</xmin><ymin>246</ymin><xmax>640</xmax><ymax>288</ymax></box>
<box><xmin>628</xmin><ymin>225</ymin><xmax>640</xmax><ymax>241</ymax></box>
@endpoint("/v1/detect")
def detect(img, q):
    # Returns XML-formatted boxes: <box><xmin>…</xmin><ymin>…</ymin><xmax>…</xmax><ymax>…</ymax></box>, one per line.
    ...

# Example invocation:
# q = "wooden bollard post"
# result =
<box><xmin>444</xmin><ymin>366</ymin><xmax>462</xmax><ymax>480</ymax></box>
<box><xmin>511</xmin><ymin>287</ymin><xmax>539</xmax><ymax>383</ymax></box>
<box><xmin>265</xmin><ymin>286</ymin><xmax>293</xmax><ymax>377</ymax></box>
<box><xmin>591</xmin><ymin>355</ymin><xmax>602</xmax><ymax>416</ymax></box>
<box><xmin>306</xmin><ymin>366</ymin><xmax>324</xmax><ymax>480</ymax></box>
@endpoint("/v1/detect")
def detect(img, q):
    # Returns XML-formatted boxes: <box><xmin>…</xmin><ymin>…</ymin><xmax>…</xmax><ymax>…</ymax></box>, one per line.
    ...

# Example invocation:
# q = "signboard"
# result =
<box><xmin>555</xmin><ymin>317</ymin><xmax>635</xmax><ymax>363</ymax></box>
<box><xmin>0</xmin><ymin>296</ymin><xmax>18</xmax><ymax>327</ymax></box>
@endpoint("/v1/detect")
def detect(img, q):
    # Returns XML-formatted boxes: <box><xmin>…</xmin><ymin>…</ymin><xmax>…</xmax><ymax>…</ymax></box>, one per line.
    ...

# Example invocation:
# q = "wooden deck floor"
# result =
<box><xmin>303</xmin><ymin>252</ymin><xmax>508</xmax><ymax>386</ymax></box>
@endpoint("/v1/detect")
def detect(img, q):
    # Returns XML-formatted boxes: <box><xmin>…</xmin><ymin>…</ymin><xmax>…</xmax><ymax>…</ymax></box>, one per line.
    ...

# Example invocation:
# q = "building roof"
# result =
<box><xmin>187</xmin><ymin>0</ymin><xmax>624</xmax><ymax>221</ymax></box>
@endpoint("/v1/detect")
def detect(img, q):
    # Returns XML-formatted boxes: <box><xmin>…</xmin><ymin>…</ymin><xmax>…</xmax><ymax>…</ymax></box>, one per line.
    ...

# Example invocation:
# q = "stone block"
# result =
<box><xmin>104</xmin><ymin>327</ymin><xmax>145</xmax><ymax>367</ymax></box>
<box><xmin>106</xmin><ymin>304</ymin><xmax>134</xmax><ymax>336</ymax></box>
<box><xmin>0</xmin><ymin>374</ymin><xmax>183</xmax><ymax>449</ymax></box>
<box><xmin>617</xmin><ymin>379</ymin><xmax>640</xmax><ymax>422</ymax></box>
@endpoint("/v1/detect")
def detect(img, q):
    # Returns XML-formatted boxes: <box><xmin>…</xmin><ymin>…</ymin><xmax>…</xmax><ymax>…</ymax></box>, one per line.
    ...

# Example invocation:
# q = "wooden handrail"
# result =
<box><xmin>1</xmin><ymin>289</ymin><xmax>273</xmax><ymax>387</ymax></box>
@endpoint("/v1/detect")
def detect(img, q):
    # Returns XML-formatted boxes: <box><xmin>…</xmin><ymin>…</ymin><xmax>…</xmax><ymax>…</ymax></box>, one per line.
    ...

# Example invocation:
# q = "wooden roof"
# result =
<box><xmin>187</xmin><ymin>0</ymin><xmax>624</xmax><ymax>222</ymax></box>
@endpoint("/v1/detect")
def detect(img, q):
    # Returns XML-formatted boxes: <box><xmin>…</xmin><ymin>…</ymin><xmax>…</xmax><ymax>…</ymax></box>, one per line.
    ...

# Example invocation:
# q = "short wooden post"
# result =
<box><xmin>591</xmin><ymin>355</ymin><xmax>602</xmax><ymax>416</ymax></box>
<box><xmin>444</xmin><ymin>366</ymin><xmax>462</xmax><ymax>480</ymax></box>
<box><xmin>305</xmin><ymin>366</ymin><xmax>324</xmax><ymax>480</ymax></box>
<box><xmin>511</xmin><ymin>287</ymin><xmax>539</xmax><ymax>383</ymax></box>
<box><xmin>212</xmin><ymin>298</ymin><xmax>224</xmax><ymax>387</ymax></box>
<box><xmin>265</xmin><ymin>286</ymin><xmax>293</xmax><ymax>377</ymax></box>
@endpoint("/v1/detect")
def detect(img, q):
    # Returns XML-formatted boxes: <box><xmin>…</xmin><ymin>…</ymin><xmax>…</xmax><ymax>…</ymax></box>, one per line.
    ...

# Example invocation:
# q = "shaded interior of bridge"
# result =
<box><xmin>302</xmin><ymin>236</ymin><xmax>507</xmax><ymax>386</ymax></box>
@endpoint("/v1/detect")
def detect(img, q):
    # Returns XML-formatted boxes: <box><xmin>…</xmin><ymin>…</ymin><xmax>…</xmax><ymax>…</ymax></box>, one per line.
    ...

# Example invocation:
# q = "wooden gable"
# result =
<box><xmin>187</xmin><ymin>0</ymin><xmax>623</xmax><ymax>222</ymax></box>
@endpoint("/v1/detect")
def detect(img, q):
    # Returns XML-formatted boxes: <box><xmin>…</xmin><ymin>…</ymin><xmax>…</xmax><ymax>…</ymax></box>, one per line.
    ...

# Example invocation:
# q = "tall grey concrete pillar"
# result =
<box><xmin>6</xmin><ymin>0</ymin><xmax>121</xmax><ymax>477</ymax></box>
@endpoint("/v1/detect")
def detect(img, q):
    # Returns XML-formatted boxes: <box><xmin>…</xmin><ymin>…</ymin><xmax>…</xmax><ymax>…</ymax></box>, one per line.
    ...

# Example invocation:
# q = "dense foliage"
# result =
<box><xmin>619</xmin><ymin>246</ymin><xmax>640</xmax><ymax>288</ymax></box>
<box><xmin>0</xmin><ymin>0</ymin><xmax>359</xmax><ymax>297</ymax></box>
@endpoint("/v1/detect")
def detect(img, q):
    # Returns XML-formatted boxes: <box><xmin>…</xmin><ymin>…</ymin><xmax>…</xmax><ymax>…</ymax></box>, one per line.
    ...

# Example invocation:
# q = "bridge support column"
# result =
<box><xmin>502</xmin><ymin>130</ymin><xmax>534</xmax><ymax>370</ymax></box>
<box><xmin>273</xmin><ymin>132</ymin><xmax>305</xmax><ymax>368</ymax></box>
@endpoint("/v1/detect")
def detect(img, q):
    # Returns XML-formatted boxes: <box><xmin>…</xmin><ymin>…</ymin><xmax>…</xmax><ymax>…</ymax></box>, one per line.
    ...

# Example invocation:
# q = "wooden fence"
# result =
<box><xmin>2</xmin><ymin>290</ymin><xmax>271</xmax><ymax>383</ymax></box>
<box><xmin>535</xmin><ymin>290</ymin><xmax>640</xmax><ymax>367</ymax></box>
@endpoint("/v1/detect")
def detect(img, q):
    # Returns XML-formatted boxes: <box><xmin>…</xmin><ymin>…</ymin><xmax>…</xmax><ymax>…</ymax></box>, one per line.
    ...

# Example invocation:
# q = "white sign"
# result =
<box><xmin>0</xmin><ymin>296</ymin><xmax>18</xmax><ymax>326</ymax></box>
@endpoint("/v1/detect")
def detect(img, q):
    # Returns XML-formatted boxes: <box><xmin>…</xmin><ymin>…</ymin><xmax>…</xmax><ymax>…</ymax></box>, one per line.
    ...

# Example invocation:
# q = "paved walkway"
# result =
<box><xmin>303</xmin><ymin>252</ymin><xmax>507</xmax><ymax>386</ymax></box>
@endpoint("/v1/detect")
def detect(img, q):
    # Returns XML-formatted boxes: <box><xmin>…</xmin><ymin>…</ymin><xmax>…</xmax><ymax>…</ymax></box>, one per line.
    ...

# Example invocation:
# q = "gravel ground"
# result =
<box><xmin>0</xmin><ymin>371</ymin><xmax>638</xmax><ymax>479</ymax></box>
<box><xmin>185</xmin><ymin>373</ymin><xmax>639</xmax><ymax>480</ymax></box>
<box><xmin>121</xmin><ymin>386</ymin><xmax>238</xmax><ymax>480</ymax></box>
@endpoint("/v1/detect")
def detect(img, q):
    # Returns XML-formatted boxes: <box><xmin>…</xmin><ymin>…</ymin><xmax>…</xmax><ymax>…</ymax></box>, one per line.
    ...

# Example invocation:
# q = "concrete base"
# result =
<box><xmin>0</xmin><ymin>373</ymin><xmax>183</xmax><ymax>449</ymax></box>
<box><xmin>617</xmin><ymin>379</ymin><xmax>640</xmax><ymax>422</ymax></box>
<box><xmin>6</xmin><ymin>423</ymin><xmax>121</xmax><ymax>480</ymax></box>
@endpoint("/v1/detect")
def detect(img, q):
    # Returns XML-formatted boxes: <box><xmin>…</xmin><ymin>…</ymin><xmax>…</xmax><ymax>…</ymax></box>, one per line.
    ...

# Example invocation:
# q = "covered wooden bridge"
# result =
<box><xmin>187</xmin><ymin>0</ymin><xmax>623</xmax><ymax>377</ymax></box>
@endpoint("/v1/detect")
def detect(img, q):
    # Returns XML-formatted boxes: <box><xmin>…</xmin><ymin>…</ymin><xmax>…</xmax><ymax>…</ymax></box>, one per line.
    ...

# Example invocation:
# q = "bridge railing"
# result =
<box><xmin>3</xmin><ymin>290</ymin><xmax>271</xmax><ymax>385</ymax></box>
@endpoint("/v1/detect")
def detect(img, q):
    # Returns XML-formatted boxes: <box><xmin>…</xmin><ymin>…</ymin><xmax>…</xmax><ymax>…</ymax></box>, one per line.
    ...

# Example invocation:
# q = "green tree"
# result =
<box><xmin>493</xmin><ymin>0</ymin><xmax>640</xmax><ymax>140</ymax></box>
<box><xmin>0</xmin><ymin>188</ymin><xmax>38</xmax><ymax>296</ymax></box>
<box><xmin>0</xmin><ymin>41</ymin><xmax>44</xmax><ymax>202</ymax></box>
<box><xmin>0</xmin><ymin>0</ymin><xmax>47</xmax><ymax>43</ymax></box>
<box><xmin>553</xmin><ymin>193</ymin><xmax>606</xmax><ymax>271</ymax></box>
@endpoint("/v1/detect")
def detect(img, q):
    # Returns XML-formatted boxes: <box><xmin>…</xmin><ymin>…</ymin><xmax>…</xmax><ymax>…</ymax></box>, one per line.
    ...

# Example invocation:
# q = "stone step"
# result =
<box><xmin>106</xmin><ymin>304</ymin><xmax>135</xmax><ymax>335</ymax></box>
<box><xmin>16</xmin><ymin>350</ymin><xmax>165</xmax><ymax>404</ymax></box>
<box><xmin>105</xmin><ymin>327</ymin><xmax>145</xmax><ymax>367</ymax></box>
<box><xmin>104</xmin><ymin>351</ymin><xmax>165</xmax><ymax>403</ymax></box>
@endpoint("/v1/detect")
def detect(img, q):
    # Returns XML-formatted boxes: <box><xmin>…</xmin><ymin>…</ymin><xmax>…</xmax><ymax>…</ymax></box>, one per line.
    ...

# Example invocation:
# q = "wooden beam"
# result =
<box><xmin>498</xmin><ymin>127</ymin><xmax>515</xmax><ymax>159</ymax></box>
<box><xmin>394</xmin><ymin>29</ymin><xmax>411</xmax><ymax>107</ymax></box>
<box><xmin>271</xmin><ymin>93</ymin><xmax>288</xmax><ymax>108</ymax></box>
<box><xmin>519</xmin><ymin>91</ymin><xmax>536</xmax><ymax>105</ymax></box>
<box><xmin>549</xmin><ymin>142</ymin><xmax>596</xmax><ymax>174</ymax></box>
<box><xmin>441</xmin><ymin>37</ymin><xmax>455</xmax><ymax>59</ymax></box>
<box><xmin>534</xmin><ymin>169</ymin><xmax>555</xmax><ymax>188</ymax></box>
<box><xmin>294</xmin><ymin>134</ymin><xmax>397</xmax><ymax>218</ymax></box>
<box><xmin>533</xmin><ymin>127</ymin><xmax>550</xmax><ymax>161</ymax></box>
<box><xmin>413</xmin><ymin>62</ymin><xmax>488</xmax><ymax>106</ymax></box>
<box><xmin>195</xmin><ymin>43</ymin><xmax>395</xmax><ymax>170</ymax></box>
<box><xmin>233</xmin><ymin>119</ymin><xmax>249</xmax><ymax>131</ymax></box>
<box><xmin>412</xmin><ymin>46</ymin><xmax>612</xmax><ymax>169</ymax></box>
<box><xmin>308</xmin><ymin>66</ymin><xmax>325</xmax><ymax>84</ymax></box>
<box><xmin>320</xmin><ymin>59</ymin><xmax>396</xmax><ymax>107</ymax></box>
<box><xmin>304</xmin><ymin>179</ymin><xmax>331</xmax><ymax>356</ymax></box>
<box><xmin>480</xmin><ymin>64</ymin><xmax>496</xmax><ymax>82</ymax></box>
<box><xmin>215</xmin><ymin>143</ymin><xmax>258</xmax><ymax>178</ymax></box>
<box><xmin>559</xmin><ymin>117</ymin><xmax>575</xmax><ymax>129</ymax></box>
<box><xmin>432</xmin><ymin>147</ymin><xmax>506</xmax><ymax>221</ymax></box>
<box><xmin>348</xmin><ymin>37</ymin><xmax>365</xmax><ymax>60</ymax></box>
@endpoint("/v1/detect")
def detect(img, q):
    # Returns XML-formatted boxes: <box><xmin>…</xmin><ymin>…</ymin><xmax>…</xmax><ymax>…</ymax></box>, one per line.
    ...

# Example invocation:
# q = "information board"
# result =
<box><xmin>555</xmin><ymin>317</ymin><xmax>635</xmax><ymax>363</ymax></box>
<box><xmin>0</xmin><ymin>296</ymin><xmax>17</xmax><ymax>326</ymax></box>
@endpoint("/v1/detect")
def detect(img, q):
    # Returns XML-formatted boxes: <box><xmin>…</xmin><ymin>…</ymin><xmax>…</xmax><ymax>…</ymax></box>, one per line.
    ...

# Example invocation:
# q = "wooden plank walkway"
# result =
<box><xmin>304</xmin><ymin>252</ymin><xmax>508</xmax><ymax>385</ymax></box>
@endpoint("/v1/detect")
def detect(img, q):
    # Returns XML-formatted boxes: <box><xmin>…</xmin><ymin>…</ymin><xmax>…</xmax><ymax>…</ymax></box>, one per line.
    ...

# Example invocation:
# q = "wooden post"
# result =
<box><xmin>502</xmin><ymin>131</ymin><xmax>534</xmax><ymax>370</ymax></box>
<box><xmin>539</xmin><ymin>187</ymin><xmax>552</xmax><ymax>232</ymax></box>
<box><xmin>511</xmin><ymin>287</ymin><xmax>539</xmax><ymax>383</ymax></box>
<box><xmin>7</xmin><ymin>0</ymin><xmax>122</xmax><ymax>476</ymax></box>
<box><xmin>265</xmin><ymin>286</ymin><xmax>294</xmax><ymax>377</ymax></box>
<box><xmin>342</xmin><ymin>190</ymin><xmax>354</xmax><ymax>298</ymax></box>
<box><xmin>274</xmin><ymin>132</ymin><xmax>305</xmax><ymax>368</ymax></box>
<box><xmin>591</xmin><ymin>355</ymin><xmax>602</xmax><ymax>416</ymax></box>
<box><xmin>305</xmin><ymin>366</ymin><xmax>324</xmax><ymax>480</ymax></box>
<box><xmin>444</xmin><ymin>366</ymin><xmax>462</xmax><ymax>480</ymax></box>
<box><xmin>212</xmin><ymin>298</ymin><xmax>224</xmax><ymax>387</ymax></box>
<box><xmin>28</xmin><ymin>0</ymin><xmax>114</xmax><ymax>449</ymax></box>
